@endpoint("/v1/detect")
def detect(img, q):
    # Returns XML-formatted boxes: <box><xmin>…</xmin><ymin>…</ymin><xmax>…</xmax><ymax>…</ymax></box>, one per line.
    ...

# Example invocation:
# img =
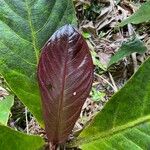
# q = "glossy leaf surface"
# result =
<box><xmin>0</xmin><ymin>125</ymin><xmax>44</xmax><ymax>150</ymax></box>
<box><xmin>70</xmin><ymin>57</ymin><xmax>150</xmax><ymax>149</ymax></box>
<box><xmin>38</xmin><ymin>25</ymin><xmax>93</xmax><ymax>144</ymax></box>
<box><xmin>0</xmin><ymin>0</ymin><xmax>76</xmax><ymax>126</ymax></box>
<box><xmin>0</xmin><ymin>95</ymin><xmax>14</xmax><ymax>125</ymax></box>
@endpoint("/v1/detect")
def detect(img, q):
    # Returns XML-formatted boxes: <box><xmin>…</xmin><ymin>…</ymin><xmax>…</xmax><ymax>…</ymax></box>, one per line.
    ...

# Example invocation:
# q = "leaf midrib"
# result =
<box><xmin>25</xmin><ymin>0</ymin><xmax>39</xmax><ymax>64</ymax></box>
<box><xmin>72</xmin><ymin>115</ymin><xmax>150</xmax><ymax>147</ymax></box>
<box><xmin>56</xmin><ymin>37</ymin><xmax>68</xmax><ymax>140</ymax></box>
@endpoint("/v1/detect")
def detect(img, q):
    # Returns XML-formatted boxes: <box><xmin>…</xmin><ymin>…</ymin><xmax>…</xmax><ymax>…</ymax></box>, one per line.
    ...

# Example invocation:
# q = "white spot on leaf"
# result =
<box><xmin>73</xmin><ymin>92</ymin><xmax>76</xmax><ymax>96</ymax></box>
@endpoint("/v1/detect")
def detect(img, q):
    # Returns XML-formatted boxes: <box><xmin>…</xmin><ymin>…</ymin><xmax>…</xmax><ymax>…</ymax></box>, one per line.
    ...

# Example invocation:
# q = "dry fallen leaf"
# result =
<box><xmin>0</xmin><ymin>86</ymin><xmax>9</xmax><ymax>100</ymax></box>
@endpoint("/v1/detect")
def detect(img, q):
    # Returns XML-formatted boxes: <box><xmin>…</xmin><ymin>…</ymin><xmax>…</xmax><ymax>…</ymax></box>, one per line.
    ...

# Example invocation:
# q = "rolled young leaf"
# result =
<box><xmin>37</xmin><ymin>25</ymin><xmax>93</xmax><ymax>145</ymax></box>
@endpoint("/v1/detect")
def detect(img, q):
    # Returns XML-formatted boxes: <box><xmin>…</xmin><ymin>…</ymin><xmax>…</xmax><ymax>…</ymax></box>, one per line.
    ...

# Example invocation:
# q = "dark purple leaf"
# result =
<box><xmin>37</xmin><ymin>25</ymin><xmax>93</xmax><ymax>145</ymax></box>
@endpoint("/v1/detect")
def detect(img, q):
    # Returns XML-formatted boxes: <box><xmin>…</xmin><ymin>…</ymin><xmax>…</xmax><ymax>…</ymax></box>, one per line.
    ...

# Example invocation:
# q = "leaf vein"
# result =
<box><xmin>25</xmin><ymin>0</ymin><xmax>39</xmax><ymax>63</ymax></box>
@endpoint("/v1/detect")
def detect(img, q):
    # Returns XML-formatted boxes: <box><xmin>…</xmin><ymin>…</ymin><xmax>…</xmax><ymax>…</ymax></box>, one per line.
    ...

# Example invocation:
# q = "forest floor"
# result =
<box><xmin>0</xmin><ymin>0</ymin><xmax>150</xmax><ymax>149</ymax></box>
<box><xmin>73</xmin><ymin>0</ymin><xmax>150</xmax><ymax>134</ymax></box>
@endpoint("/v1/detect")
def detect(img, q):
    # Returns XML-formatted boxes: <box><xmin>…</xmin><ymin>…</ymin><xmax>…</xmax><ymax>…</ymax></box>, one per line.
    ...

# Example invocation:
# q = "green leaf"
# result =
<box><xmin>90</xmin><ymin>88</ymin><xmax>105</xmax><ymax>102</ymax></box>
<box><xmin>81</xmin><ymin>122</ymin><xmax>150</xmax><ymax>150</ymax></box>
<box><xmin>82</xmin><ymin>32</ymin><xmax>91</xmax><ymax>39</ymax></box>
<box><xmin>115</xmin><ymin>0</ymin><xmax>121</xmax><ymax>4</ymax></box>
<box><xmin>108</xmin><ymin>37</ymin><xmax>147</xmax><ymax>67</ymax></box>
<box><xmin>0</xmin><ymin>95</ymin><xmax>14</xmax><ymax>125</ymax></box>
<box><xmin>73</xmin><ymin>56</ymin><xmax>150</xmax><ymax>149</ymax></box>
<box><xmin>119</xmin><ymin>1</ymin><xmax>150</xmax><ymax>26</ymax></box>
<box><xmin>0</xmin><ymin>0</ymin><xmax>77</xmax><ymax>127</ymax></box>
<box><xmin>0</xmin><ymin>125</ymin><xmax>44</xmax><ymax>150</ymax></box>
<box><xmin>91</xmin><ymin>50</ymin><xmax>107</xmax><ymax>71</ymax></box>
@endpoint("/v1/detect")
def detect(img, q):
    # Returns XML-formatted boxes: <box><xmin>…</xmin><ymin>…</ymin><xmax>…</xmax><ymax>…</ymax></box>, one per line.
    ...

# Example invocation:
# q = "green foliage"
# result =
<box><xmin>0</xmin><ymin>0</ymin><xmax>77</xmax><ymax>127</ymax></box>
<box><xmin>90</xmin><ymin>88</ymin><xmax>105</xmax><ymax>102</ymax></box>
<box><xmin>82</xmin><ymin>32</ymin><xmax>91</xmax><ymax>39</ymax></box>
<box><xmin>108</xmin><ymin>37</ymin><xmax>147</xmax><ymax>67</ymax></box>
<box><xmin>0</xmin><ymin>95</ymin><xmax>14</xmax><ymax>125</ymax></box>
<box><xmin>119</xmin><ymin>1</ymin><xmax>150</xmax><ymax>26</ymax></box>
<box><xmin>70</xmin><ymin>56</ymin><xmax>150</xmax><ymax>149</ymax></box>
<box><xmin>1</xmin><ymin>1</ymin><xmax>150</xmax><ymax>149</ymax></box>
<box><xmin>84</xmin><ymin>0</ymin><xmax>103</xmax><ymax>21</ymax></box>
<box><xmin>81</xmin><ymin>122</ymin><xmax>150</xmax><ymax>150</ymax></box>
<box><xmin>115</xmin><ymin>0</ymin><xmax>121</xmax><ymax>4</ymax></box>
<box><xmin>0</xmin><ymin>125</ymin><xmax>44</xmax><ymax>150</ymax></box>
<box><xmin>91</xmin><ymin>50</ymin><xmax>107</xmax><ymax>71</ymax></box>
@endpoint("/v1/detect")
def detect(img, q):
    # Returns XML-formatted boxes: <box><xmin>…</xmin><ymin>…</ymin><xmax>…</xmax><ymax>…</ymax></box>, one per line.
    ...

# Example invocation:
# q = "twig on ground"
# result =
<box><xmin>108</xmin><ymin>72</ymin><xmax>118</xmax><ymax>92</ymax></box>
<box><xmin>132</xmin><ymin>52</ymin><xmax>138</xmax><ymax>72</ymax></box>
<box><xmin>95</xmin><ymin>73</ymin><xmax>117</xmax><ymax>92</ymax></box>
<box><xmin>128</xmin><ymin>24</ymin><xmax>138</xmax><ymax>72</ymax></box>
<box><xmin>25</xmin><ymin>107</ymin><xmax>29</xmax><ymax>134</ymax></box>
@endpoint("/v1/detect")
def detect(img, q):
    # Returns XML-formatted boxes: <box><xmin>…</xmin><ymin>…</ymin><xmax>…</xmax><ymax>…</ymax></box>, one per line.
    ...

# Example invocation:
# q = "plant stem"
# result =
<box><xmin>94</xmin><ymin>73</ymin><xmax>117</xmax><ymax>92</ymax></box>
<box><xmin>49</xmin><ymin>143</ymin><xmax>66</xmax><ymax>150</ymax></box>
<box><xmin>128</xmin><ymin>24</ymin><xmax>138</xmax><ymax>73</ymax></box>
<box><xmin>59</xmin><ymin>144</ymin><xmax>65</xmax><ymax>150</ymax></box>
<box><xmin>49</xmin><ymin>143</ymin><xmax>57</xmax><ymax>150</ymax></box>
<box><xmin>108</xmin><ymin>72</ymin><xmax>118</xmax><ymax>92</ymax></box>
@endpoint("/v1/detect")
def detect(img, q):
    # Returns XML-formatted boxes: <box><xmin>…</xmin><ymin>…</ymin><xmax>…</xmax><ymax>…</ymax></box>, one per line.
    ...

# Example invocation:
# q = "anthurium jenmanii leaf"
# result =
<box><xmin>0</xmin><ymin>0</ymin><xmax>77</xmax><ymax>127</ymax></box>
<box><xmin>70</xmin><ymin>56</ymin><xmax>150</xmax><ymax>149</ymax></box>
<box><xmin>0</xmin><ymin>125</ymin><xmax>44</xmax><ymax>150</ymax></box>
<box><xmin>0</xmin><ymin>95</ymin><xmax>14</xmax><ymax>125</ymax></box>
<box><xmin>37</xmin><ymin>25</ymin><xmax>93</xmax><ymax>146</ymax></box>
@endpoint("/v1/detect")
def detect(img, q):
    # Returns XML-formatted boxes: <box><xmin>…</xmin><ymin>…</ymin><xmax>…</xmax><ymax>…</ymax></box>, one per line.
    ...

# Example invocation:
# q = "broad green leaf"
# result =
<box><xmin>0</xmin><ymin>0</ymin><xmax>77</xmax><ymax>126</ymax></box>
<box><xmin>81</xmin><ymin>122</ymin><xmax>150</xmax><ymax>150</ymax></box>
<box><xmin>0</xmin><ymin>125</ymin><xmax>44</xmax><ymax>150</ymax></box>
<box><xmin>108</xmin><ymin>38</ymin><xmax>147</xmax><ymax>67</ymax></box>
<box><xmin>119</xmin><ymin>1</ymin><xmax>150</xmax><ymax>26</ymax></box>
<box><xmin>0</xmin><ymin>95</ymin><xmax>14</xmax><ymax>125</ymax></box>
<box><xmin>72</xmin><ymin>56</ymin><xmax>150</xmax><ymax>149</ymax></box>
